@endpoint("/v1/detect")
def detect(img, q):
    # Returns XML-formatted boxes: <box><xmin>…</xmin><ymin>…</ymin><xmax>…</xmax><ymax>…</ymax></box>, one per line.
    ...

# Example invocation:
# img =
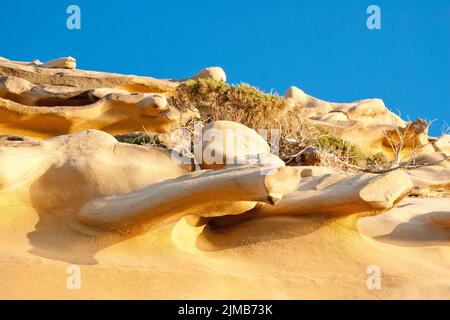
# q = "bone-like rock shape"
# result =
<box><xmin>266</xmin><ymin>170</ymin><xmax>413</xmax><ymax>215</ymax></box>
<box><xmin>0</xmin><ymin>91</ymin><xmax>197</xmax><ymax>137</ymax></box>
<box><xmin>79</xmin><ymin>165</ymin><xmax>301</xmax><ymax>231</ymax></box>
<box><xmin>197</xmin><ymin>120</ymin><xmax>284</xmax><ymax>170</ymax></box>
<box><xmin>0</xmin><ymin>129</ymin><xmax>300</xmax><ymax>233</ymax></box>
<box><xmin>209</xmin><ymin>170</ymin><xmax>413</xmax><ymax>227</ymax></box>
<box><xmin>0</xmin><ymin>58</ymin><xmax>231</xmax><ymax>138</ymax></box>
<box><xmin>38</xmin><ymin>57</ymin><xmax>77</xmax><ymax>69</ymax></box>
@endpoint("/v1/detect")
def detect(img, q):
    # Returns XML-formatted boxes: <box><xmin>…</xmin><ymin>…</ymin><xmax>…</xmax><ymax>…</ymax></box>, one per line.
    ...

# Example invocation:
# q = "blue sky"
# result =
<box><xmin>1</xmin><ymin>0</ymin><xmax>449</xmax><ymax>135</ymax></box>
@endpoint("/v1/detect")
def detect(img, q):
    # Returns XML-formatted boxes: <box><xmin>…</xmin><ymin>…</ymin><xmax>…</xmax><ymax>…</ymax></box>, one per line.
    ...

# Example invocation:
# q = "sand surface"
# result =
<box><xmin>1</xmin><ymin>197</ymin><xmax>448</xmax><ymax>299</ymax></box>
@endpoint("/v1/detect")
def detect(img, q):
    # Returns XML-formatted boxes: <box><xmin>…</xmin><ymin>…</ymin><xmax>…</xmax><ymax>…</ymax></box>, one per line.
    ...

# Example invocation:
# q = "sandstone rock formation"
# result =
<box><xmin>192</xmin><ymin>66</ymin><xmax>227</xmax><ymax>82</ymax></box>
<box><xmin>0</xmin><ymin>128</ymin><xmax>300</xmax><ymax>234</ymax></box>
<box><xmin>0</xmin><ymin>57</ymin><xmax>226</xmax><ymax>138</ymax></box>
<box><xmin>285</xmin><ymin>85</ymin><xmax>404</xmax><ymax>126</ymax></box>
<box><xmin>208</xmin><ymin>170</ymin><xmax>413</xmax><ymax>227</ymax></box>
<box><xmin>0</xmin><ymin>121</ymin><xmax>420</xmax><ymax>235</ymax></box>
<box><xmin>284</xmin><ymin>86</ymin><xmax>436</xmax><ymax>162</ymax></box>
<box><xmin>197</xmin><ymin>120</ymin><xmax>284</xmax><ymax>170</ymax></box>
<box><xmin>0</xmin><ymin>56</ymin><xmax>448</xmax><ymax>300</ymax></box>
<box><xmin>434</xmin><ymin>134</ymin><xmax>450</xmax><ymax>156</ymax></box>
<box><xmin>39</xmin><ymin>56</ymin><xmax>77</xmax><ymax>69</ymax></box>
<box><xmin>408</xmin><ymin>165</ymin><xmax>450</xmax><ymax>196</ymax></box>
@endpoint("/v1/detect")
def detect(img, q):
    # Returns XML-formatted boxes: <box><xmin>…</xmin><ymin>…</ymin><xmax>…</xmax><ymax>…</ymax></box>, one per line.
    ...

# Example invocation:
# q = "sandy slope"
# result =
<box><xmin>0</xmin><ymin>197</ymin><xmax>448</xmax><ymax>299</ymax></box>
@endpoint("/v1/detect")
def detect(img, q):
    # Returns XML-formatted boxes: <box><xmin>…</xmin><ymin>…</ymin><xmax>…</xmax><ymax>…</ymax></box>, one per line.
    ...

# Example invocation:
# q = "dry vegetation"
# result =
<box><xmin>167</xmin><ymin>78</ymin><xmax>388</xmax><ymax>170</ymax></box>
<box><xmin>122</xmin><ymin>78</ymin><xmax>445</xmax><ymax>172</ymax></box>
<box><xmin>115</xmin><ymin>132</ymin><xmax>168</xmax><ymax>149</ymax></box>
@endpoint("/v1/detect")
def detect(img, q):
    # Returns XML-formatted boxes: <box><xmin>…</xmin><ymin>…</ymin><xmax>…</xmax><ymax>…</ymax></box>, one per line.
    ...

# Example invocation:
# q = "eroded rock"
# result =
<box><xmin>197</xmin><ymin>120</ymin><xmax>284</xmax><ymax>170</ymax></box>
<box><xmin>0</xmin><ymin>58</ymin><xmax>231</xmax><ymax>138</ymax></box>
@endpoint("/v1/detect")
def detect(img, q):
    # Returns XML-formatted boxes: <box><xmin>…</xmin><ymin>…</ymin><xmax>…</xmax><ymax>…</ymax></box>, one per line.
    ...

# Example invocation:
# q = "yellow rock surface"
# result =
<box><xmin>0</xmin><ymin>58</ymin><xmax>227</xmax><ymax>138</ymax></box>
<box><xmin>0</xmin><ymin>57</ymin><xmax>448</xmax><ymax>300</ymax></box>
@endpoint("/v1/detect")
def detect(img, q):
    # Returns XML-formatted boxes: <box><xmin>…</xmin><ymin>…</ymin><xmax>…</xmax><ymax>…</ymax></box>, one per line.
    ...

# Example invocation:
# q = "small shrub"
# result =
<box><xmin>115</xmin><ymin>132</ymin><xmax>167</xmax><ymax>149</ymax></box>
<box><xmin>170</xmin><ymin>78</ymin><xmax>286</xmax><ymax>129</ymax></box>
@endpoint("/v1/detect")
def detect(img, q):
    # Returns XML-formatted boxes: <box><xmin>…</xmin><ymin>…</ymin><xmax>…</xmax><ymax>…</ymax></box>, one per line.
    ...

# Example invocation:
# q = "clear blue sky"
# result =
<box><xmin>1</xmin><ymin>0</ymin><xmax>449</xmax><ymax>135</ymax></box>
